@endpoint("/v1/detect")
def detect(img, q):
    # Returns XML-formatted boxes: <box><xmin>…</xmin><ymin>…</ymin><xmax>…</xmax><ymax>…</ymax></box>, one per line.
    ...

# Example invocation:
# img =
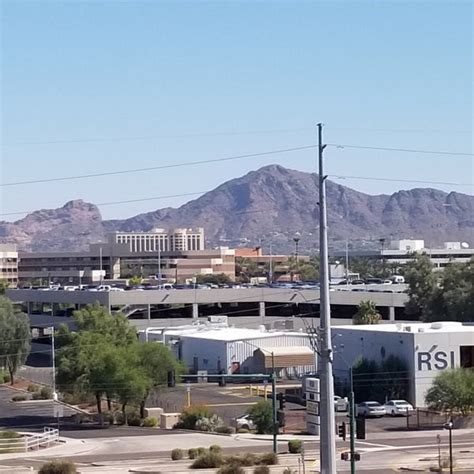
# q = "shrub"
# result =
<box><xmin>0</xmin><ymin>371</ymin><xmax>11</xmax><ymax>384</ymax></box>
<box><xmin>288</xmin><ymin>439</ymin><xmax>303</xmax><ymax>454</ymax></box>
<box><xmin>196</xmin><ymin>414</ymin><xmax>224</xmax><ymax>432</ymax></box>
<box><xmin>114</xmin><ymin>412</ymin><xmax>125</xmax><ymax>425</ymax></box>
<box><xmin>175</xmin><ymin>405</ymin><xmax>214</xmax><ymax>430</ymax></box>
<box><xmin>254</xmin><ymin>466</ymin><xmax>270</xmax><ymax>474</ymax></box>
<box><xmin>217</xmin><ymin>464</ymin><xmax>245</xmax><ymax>474</ymax></box>
<box><xmin>188</xmin><ymin>448</ymin><xmax>199</xmax><ymax>459</ymax></box>
<box><xmin>257</xmin><ymin>453</ymin><xmax>278</xmax><ymax>466</ymax></box>
<box><xmin>40</xmin><ymin>386</ymin><xmax>53</xmax><ymax>399</ymax></box>
<box><xmin>224</xmin><ymin>453</ymin><xmax>256</xmax><ymax>467</ymax></box>
<box><xmin>215</xmin><ymin>425</ymin><xmax>233</xmax><ymax>434</ymax></box>
<box><xmin>11</xmin><ymin>395</ymin><xmax>27</xmax><ymax>402</ymax></box>
<box><xmin>127</xmin><ymin>412</ymin><xmax>142</xmax><ymax>426</ymax></box>
<box><xmin>191</xmin><ymin>452</ymin><xmax>224</xmax><ymax>469</ymax></box>
<box><xmin>171</xmin><ymin>448</ymin><xmax>184</xmax><ymax>461</ymax></box>
<box><xmin>248</xmin><ymin>400</ymin><xmax>273</xmax><ymax>434</ymax></box>
<box><xmin>27</xmin><ymin>384</ymin><xmax>39</xmax><ymax>392</ymax></box>
<box><xmin>143</xmin><ymin>417</ymin><xmax>158</xmax><ymax>427</ymax></box>
<box><xmin>283</xmin><ymin>469</ymin><xmax>295</xmax><ymax>474</ymax></box>
<box><xmin>209</xmin><ymin>444</ymin><xmax>222</xmax><ymax>454</ymax></box>
<box><xmin>102</xmin><ymin>412</ymin><xmax>114</xmax><ymax>424</ymax></box>
<box><xmin>38</xmin><ymin>460</ymin><xmax>77</xmax><ymax>474</ymax></box>
<box><xmin>197</xmin><ymin>447</ymin><xmax>207</xmax><ymax>456</ymax></box>
<box><xmin>237</xmin><ymin>428</ymin><xmax>250</xmax><ymax>434</ymax></box>
<box><xmin>0</xmin><ymin>431</ymin><xmax>21</xmax><ymax>439</ymax></box>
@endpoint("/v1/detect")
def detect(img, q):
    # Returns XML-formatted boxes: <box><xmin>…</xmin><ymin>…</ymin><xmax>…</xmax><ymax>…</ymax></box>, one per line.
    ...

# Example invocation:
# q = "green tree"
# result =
<box><xmin>353</xmin><ymin>300</ymin><xmax>381</xmax><ymax>325</ymax></box>
<box><xmin>136</xmin><ymin>342</ymin><xmax>185</xmax><ymax>417</ymax></box>
<box><xmin>247</xmin><ymin>400</ymin><xmax>273</xmax><ymax>434</ymax></box>
<box><xmin>425</xmin><ymin>369</ymin><xmax>474</xmax><ymax>416</ymax></box>
<box><xmin>128</xmin><ymin>275</ymin><xmax>142</xmax><ymax>286</ymax></box>
<box><xmin>423</xmin><ymin>260</ymin><xmax>473</xmax><ymax>322</ymax></box>
<box><xmin>0</xmin><ymin>281</ymin><xmax>9</xmax><ymax>295</ymax></box>
<box><xmin>195</xmin><ymin>273</ymin><xmax>233</xmax><ymax>285</ymax></box>
<box><xmin>0</xmin><ymin>297</ymin><xmax>31</xmax><ymax>385</ymax></box>
<box><xmin>404</xmin><ymin>253</ymin><xmax>437</xmax><ymax>317</ymax></box>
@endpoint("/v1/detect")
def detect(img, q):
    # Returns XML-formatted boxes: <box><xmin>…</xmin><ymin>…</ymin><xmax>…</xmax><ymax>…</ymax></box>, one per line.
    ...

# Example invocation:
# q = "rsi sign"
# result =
<box><xmin>417</xmin><ymin>349</ymin><xmax>455</xmax><ymax>371</ymax></box>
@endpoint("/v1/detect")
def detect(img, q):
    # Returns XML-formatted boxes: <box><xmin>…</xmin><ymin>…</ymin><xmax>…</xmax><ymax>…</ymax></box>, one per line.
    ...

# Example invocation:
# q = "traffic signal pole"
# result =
<box><xmin>349</xmin><ymin>368</ymin><xmax>356</xmax><ymax>474</ymax></box>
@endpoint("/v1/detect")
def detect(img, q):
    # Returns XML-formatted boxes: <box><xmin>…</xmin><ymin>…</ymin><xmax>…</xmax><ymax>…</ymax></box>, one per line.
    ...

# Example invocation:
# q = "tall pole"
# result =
<box><xmin>158</xmin><ymin>237</ymin><xmax>162</xmax><ymax>284</ymax></box>
<box><xmin>269</xmin><ymin>241</ymin><xmax>273</xmax><ymax>284</ymax></box>
<box><xmin>318</xmin><ymin>122</ymin><xmax>337</xmax><ymax>474</ymax></box>
<box><xmin>345</xmin><ymin>239</ymin><xmax>349</xmax><ymax>284</ymax></box>
<box><xmin>99</xmin><ymin>247</ymin><xmax>103</xmax><ymax>284</ymax></box>
<box><xmin>448</xmin><ymin>420</ymin><xmax>453</xmax><ymax>474</ymax></box>
<box><xmin>271</xmin><ymin>351</ymin><xmax>277</xmax><ymax>454</ymax></box>
<box><xmin>349</xmin><ymin>367</ymin><xmax>356</xmax><ymax>474</ymax></box>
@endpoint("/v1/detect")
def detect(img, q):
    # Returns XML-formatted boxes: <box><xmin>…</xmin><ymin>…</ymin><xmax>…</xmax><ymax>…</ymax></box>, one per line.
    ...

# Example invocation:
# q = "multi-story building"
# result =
<box><xmin>0</xmin><ymin>244</ymin><xmax>18</xmax><ymax>287</ymax></box>
<box><xmin>112</xmin><ymin>228</ymin><xmax>204</xmax><ymax>252</ymax></box>
<box><xmin>17</xmin><ymin>230</ymin><xmax>235</xmax><ymax>285</ymax></box>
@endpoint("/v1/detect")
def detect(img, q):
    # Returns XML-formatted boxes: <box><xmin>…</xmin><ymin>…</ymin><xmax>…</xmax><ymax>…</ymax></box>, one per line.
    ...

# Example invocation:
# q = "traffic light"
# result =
<box><xmin>356</xmin><ymin>417</ymin><xmax>366</xmax><ymax>440</ymax></box>
<box><xmin>341</xmin><ymin>452</ymin><xmax>349</xmax><ymax>461</ymax></box>
<box><xmin>277</xmin><ymin>393</ymin><xmax>286</xmax><ymax>410</ymax></box>
<box><xmin>337</xmin><ymin>422</ymin><xmax>346</xmax><ymax>441</ymax></box>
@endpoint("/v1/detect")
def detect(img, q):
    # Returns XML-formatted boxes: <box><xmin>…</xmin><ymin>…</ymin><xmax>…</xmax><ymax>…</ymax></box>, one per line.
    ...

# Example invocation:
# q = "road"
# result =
<box><xmin>0</xmin><ymin>428</ymin><xmax>473</xmax><ymax>473</ymax></box>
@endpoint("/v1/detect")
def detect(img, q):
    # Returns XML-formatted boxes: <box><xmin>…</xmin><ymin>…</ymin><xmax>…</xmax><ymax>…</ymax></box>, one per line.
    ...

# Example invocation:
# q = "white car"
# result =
<box><xmin>234</xmin><ymin>414</ymin><xmax>255</xmax><ymax>430</ymax></box>
<box><xmin>384</xmin><ymin>400</ymin><xmax>414</xmax><ymax>416</ymax></box>
<box><xmin>356</xmin><ymin>401</ymin><xmax>386</xmax><ymax>418</ymax></box>
<box><xmin>334</xmin><ymin>396</ymin><xmax>349</xmax><ymax>412</ymax></box>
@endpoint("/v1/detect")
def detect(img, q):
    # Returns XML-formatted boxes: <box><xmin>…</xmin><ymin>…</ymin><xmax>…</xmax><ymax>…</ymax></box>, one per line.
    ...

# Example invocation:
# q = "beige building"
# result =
<box><xmin>112</xmin><ymin>228</ymin><xmax>204</xmax><ymax>252</ymax></box>
<box><xmin>0</xmin><ymin>244</ymin><xmax>18</xmax><ymax>287</ymax></box>
<box><xmin>18</xmin><ymin>230</ymin><xmax>235</xmax><ymax>285</ymax></box>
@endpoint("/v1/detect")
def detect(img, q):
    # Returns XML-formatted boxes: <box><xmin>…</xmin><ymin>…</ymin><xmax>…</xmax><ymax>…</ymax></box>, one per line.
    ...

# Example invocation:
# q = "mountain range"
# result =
<box><xmin>1</xmin><ymin>165</ymin><xmax>472</xmax><ymax>253</ymax></box>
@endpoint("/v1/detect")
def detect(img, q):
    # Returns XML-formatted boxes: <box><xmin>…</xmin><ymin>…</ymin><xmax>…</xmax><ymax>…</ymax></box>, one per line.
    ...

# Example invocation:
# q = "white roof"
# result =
<box><xmin>335</xmin><ymin>321</ymin><xmax>474</xmax><ymax>334</ymax></box>
<box><xmin>143</xmin><ymin>324</ymin><xmax>308</xmax><ymax>342</ymax></box>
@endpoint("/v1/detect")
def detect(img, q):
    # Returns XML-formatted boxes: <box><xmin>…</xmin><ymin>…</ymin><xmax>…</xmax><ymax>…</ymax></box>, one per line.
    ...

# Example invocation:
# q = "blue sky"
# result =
<box><xmin>1</xmin><ymin>1</ymin><xmax>472</xmax><ymax>221</ymax></box>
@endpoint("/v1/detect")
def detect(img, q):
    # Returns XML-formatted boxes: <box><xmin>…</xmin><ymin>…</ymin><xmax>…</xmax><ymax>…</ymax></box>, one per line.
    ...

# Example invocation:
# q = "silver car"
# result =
<box><xmin>356</xmin><ymin>401</ymin><xmax>386</xmax><ymax>418</ymax></box>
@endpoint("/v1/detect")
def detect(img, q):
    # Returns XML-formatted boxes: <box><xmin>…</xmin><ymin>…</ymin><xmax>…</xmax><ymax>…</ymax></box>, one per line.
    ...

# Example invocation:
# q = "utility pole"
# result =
<box><xmin>349</xmin><ymin>367</ymin><xmax>356</xmax><ymax>474</ymax></box>
<box><xmin>318</xmin><ymin>123</ymin><xmax>337</xmax><ymax>474</ymax></box>
<box><xmin>157</xmin><ymin>237</ymin><xmax>162</xmax><ymax>284</ymax></box>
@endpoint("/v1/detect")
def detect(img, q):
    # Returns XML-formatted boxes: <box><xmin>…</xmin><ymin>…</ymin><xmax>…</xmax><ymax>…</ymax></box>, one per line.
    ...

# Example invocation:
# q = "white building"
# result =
<box><xmin>0</xmin><ymin>244</ymin><xmax>18</xmax><ymax>287</ymax></box>
<box><xmin>113</xmin><ymin>228</ymin><xmax>205</xmax><ymax>252</ymax></box>
<box><xmin>389</xmin><ymin>239</ymin><xmax>425</xmax><ymax>252</ymax></box>
<box><xmin>332</xmin><ymin>322</ymin><xmax>474</xmax><ymax>407</ymax></box>
<box><xmin>140</xmin><ymin>322</ymin><xmax>315</xmax><ymax>376</ymax></box>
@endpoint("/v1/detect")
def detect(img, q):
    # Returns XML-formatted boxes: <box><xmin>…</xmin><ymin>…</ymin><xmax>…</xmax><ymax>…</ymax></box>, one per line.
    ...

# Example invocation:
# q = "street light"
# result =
<box><xmin>444</xmin><ymin>419</ymin><xmax>454</xmax><ymax>474</ymax></box>
<box><xmin>293</xmin><ymin>233</ymin><xmax>301</xmax><ymax>263</ymax></box>
<box><xmin>235</xmin><ymin>340</ymin><xmax>277</xmax><ymax>454</ymax></box>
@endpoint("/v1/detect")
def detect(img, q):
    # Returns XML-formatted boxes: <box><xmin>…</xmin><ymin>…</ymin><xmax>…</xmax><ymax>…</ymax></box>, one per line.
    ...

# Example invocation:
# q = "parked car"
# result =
<box><xmin>234</xmin><ymin>414</ymin><xmax>255</xmax><ymax>430</ymax></box>
<box><xmin>334</xmin><ymin>395</ymin><xmax>349</xmax><ymax>412</ymax></box>
<box><xmin>356</xmin><ymin>401</ymin><xmax>386</xmax><ymax>417</ymax></box>
<box><xmin>384</xmin><ymin>400</ymin><xmax>414</xmax><ymax>416</ymax></box>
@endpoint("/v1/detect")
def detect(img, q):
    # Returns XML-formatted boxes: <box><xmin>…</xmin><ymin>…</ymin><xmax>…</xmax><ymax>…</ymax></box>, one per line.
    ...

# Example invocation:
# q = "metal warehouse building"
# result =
<box><xmin>140</xmin><ymin>321</ymin><xmax>316</xmax><ymax>377</ymax></box>
<box><xmin>332</xmin><ymin>322</ymin><xmax>474</xmax><ymax>408</ymax></box>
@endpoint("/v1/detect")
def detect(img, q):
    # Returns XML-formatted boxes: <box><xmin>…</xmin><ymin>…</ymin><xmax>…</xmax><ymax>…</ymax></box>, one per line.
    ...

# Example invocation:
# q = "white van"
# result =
<box><xmin>391</xmin><ymin>275</ymin><xmax>405</xmax><ymax>284</ymax></box>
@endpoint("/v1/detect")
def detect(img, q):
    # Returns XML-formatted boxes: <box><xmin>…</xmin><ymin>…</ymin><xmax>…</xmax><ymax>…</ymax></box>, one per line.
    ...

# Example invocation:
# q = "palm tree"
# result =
<box><xmin>353</xmin><ymin>300</ymin><xmax>381</xmax><ymax>325</ymax></box>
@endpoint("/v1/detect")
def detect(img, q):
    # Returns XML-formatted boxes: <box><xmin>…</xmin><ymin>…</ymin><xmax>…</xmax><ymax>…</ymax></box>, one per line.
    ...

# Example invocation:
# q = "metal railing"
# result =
<box><xmin>0</xmin><ymin>427</ymin><xmax>59</xmax><ymax>453</ymax></box>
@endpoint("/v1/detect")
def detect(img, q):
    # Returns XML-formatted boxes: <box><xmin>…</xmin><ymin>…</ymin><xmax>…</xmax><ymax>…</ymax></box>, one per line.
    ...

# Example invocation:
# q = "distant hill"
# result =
<box><xmin>1</xmin><ymin>165</ymin><xmax>472</xmax><ymax>253</ymax></box>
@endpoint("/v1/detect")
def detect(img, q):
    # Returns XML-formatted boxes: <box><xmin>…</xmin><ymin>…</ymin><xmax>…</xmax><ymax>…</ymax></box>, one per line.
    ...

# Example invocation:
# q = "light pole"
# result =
<box><xmin>236</xmin><ymin>341</ymin><xmax>277</xmax><ymax>453</ymax></box>
<box><xmin>379</xmin><ymin>238</ymin><xmax>386</xmax><ymax>277</ymax></box>
<box><xmin>444</xmin><ymin>419</ymin><xmax>454</xmax><ymax>474</ymax></box>
<box><xmin>99</xmin><ymin>246</ymin><xmax>103</xmax><ymax>284</ymax></box>
<box><xmin>49</xmin><ymin>326</ymin><xmax>59</xmax><ymax>430</ymax></box>
<box><xmin>157</xmin><ymin>238</ymin><xmax>162</xmax><ymax>284</ymax></box>
<box><xmin>293</xmin><ymin>233</ymin><xmax>301</xmax><ymax>263</ymax></box>
<box><xmin>318</xmin><ymin>122</ymin><xmax>337</xmax><ymax>473</ymax></box>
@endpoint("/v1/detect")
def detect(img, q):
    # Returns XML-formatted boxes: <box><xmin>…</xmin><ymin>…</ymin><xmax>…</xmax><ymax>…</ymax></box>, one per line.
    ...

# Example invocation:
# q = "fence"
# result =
<box><xmin>0</xmin><ymin>427</ymin><xmax>59</xmax><ymax>453</ymax></box>
<box><xmin>407</xmin><ymin>409</ymin><xmax>449</xmax><ymax>430</ymax></box>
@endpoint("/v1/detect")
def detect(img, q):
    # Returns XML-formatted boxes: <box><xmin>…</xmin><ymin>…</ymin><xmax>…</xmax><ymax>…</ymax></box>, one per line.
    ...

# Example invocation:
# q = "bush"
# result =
<box><xmin>27</xmin><ymin>384</ymin><xmax>39</xmax><ymax>392</ymax></box>
<box><xmin>114</xmin><ymin>412</ymin><xmax>125</xmax><ymax>425</ymax></box>
<box><xmin>188</xmin><ymin>448</ymin><xmax>199</xmax><ymax>459</ymax></box>
<box><xmin>237</xmin><ymin>428</ymin><xmax>250</xmax><ymax>434</ymax></box>
<box><xmin>209</xmin><ymin>444</ymin><xmax>222</xmax><ymax>454</ymax></box>
<box><xmin>0</xmin><ymin>431</ymin><xmax>21</xmax><ymax>439</ymax></box>
<box><xmin>224</xmin><ymin>453</ymin><xmax>256</xmax><ymax>467</ymax></box>
<box><xmin>127</xmin><ymin>412</ymin><xmax>142</xmax><ymax>426</ymax></box>
<box><xmin>283</xmin><ymin>469</ymin><xmax>295</xmax><ymax>474</ymax></box>
<box><xmin>102</xmin><ymin>412</ymin><xmax>114</xmax><ymax>424</ymax></box>
<box><xmin>215</xmin><ymin>425</ymin><xmax>233</xmax><ymax>434</ymax></box>
<box><xmin>143</xmin><ymin>416</ymin><xmax>158</xmax><ymax>427</ymax></box>
<box><xmin>254</xmin><ymin>466</ymin><xmax>270</xmax><ymax>474</ymax></box>
<box><xmin>0</xmin><ymin>371</ymin><xmax>11</xmax><ymax>384</ymax></box>
<box><xmin>11</xmin><ymin>395</ymin><xmax>27</xmax><ymax>402</ymax></box>
<box><xmin>197</xmin><ymin>447</ymin><xmax>207</xmax><ymax>456</ymax></box>
<box><xmin>38</xmin><ymin>460</ymin><xmax>77</xmax><ymax>474</ymax></box>
<box><xmin>248</xmin><ymin>400</ymin><xmax>273</xmax><ymax>434</ymax></box>
<box><xmin>196</xmin><ymin>414</ymin><xmax>224</xmax><ymax>432</ymax></box>
<box><xmin>171</xmin><ymin>448</ymin><xmax>184</xmax><ymax>461</ymax></box>
<box><xmin>175</xmin><ymin>405</ymin><xmax>214</xmax><ymax>430</ymax></box>
<box><xmin>40</xmin><ymin>386</ymin><xmax>53</xmax><ymax>399</ymax></box>
<box><xmin>288</xmin><ymin>439</ymin><xmax>303</xmax><ymax>454</ymax></box>
<box><xmin>191</xmin><ymin>452</ymin><xmax>224</xmax><ymax>469</ymax></box>
<box><xmin>257</xmin><ymin>453</ymin><xmax>278</xmax><ymax>466</ymax></box>
<box><xmin>217</xmin><ymin>464</ymin><xmax>245</xmax><ymax>474</ymax></box>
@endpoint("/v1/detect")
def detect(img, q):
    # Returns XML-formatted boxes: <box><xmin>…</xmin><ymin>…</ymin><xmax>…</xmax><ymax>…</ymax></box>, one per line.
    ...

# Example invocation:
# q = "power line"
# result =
<box><xmin>327</xmin><ymin>143</ymin><xmax>474</xmax><ymax>157</ymax></box>
<box><xmin>0</xmin><ymin>144</ymin><xmax>317</xmax><ymax>188</ymax></box>
<box><xmin>330</xmin><ymin>175</ymin><xmax>473</xmax><ymax>188</ymax></box>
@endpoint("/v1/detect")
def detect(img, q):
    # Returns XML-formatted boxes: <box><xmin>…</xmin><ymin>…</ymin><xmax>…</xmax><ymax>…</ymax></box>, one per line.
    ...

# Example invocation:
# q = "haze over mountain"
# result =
<box><xmin>1</xmin><ymin>165</ymin><xmax>472</xmax><ymax>253</ymax></box>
